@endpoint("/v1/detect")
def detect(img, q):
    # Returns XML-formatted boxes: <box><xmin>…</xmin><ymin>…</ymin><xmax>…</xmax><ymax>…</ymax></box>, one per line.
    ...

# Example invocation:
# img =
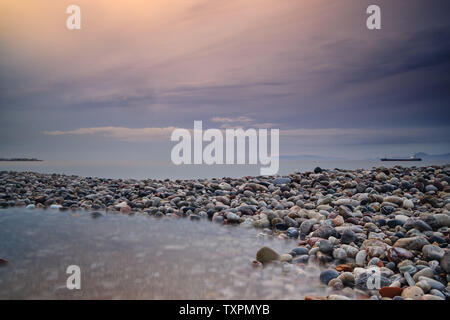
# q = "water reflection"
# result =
<box><xmin>0</xmin><ymin>209</ymin><xmax>326</xmax><ymax>299</ymax></box>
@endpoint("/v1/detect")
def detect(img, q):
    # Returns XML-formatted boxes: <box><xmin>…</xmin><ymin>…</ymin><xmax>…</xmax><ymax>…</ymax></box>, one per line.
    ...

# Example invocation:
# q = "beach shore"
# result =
<box><xmin>1</xmin><ymin>165</ymin><xmax>449</xmax><ymax>300</ymax></box>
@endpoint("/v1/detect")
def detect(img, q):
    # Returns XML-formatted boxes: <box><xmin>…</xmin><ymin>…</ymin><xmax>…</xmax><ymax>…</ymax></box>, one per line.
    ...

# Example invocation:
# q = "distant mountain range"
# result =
<box><xmin>0</xmin><ymin>158</ymin><xmax>43</xmax><ymax>162</ymax></box>
<box><xmin>281</xmin><ymin>152</ymin><xmax>450</xmax><ymax>161</ymax></box>
<box><xmin>413</xmin><ymin>152</ymin><xmax>450</xmax><ymax>160</ymax></box>
<box><xmin>280</xmin><ymin>154</ymin><xmax>345</xmax><ymax>160</ymax></box>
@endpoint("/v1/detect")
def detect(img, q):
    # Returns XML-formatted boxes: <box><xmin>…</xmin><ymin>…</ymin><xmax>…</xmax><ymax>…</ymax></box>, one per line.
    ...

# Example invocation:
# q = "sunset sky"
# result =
<box><xmin>1</xmin><ymin>0</ymin><xmax>449</xmax><ymax>163</ymax></box>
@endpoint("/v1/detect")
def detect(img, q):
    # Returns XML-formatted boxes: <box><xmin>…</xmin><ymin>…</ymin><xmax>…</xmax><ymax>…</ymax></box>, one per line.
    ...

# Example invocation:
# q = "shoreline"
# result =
<box><xmin>1</xmin><ymin>165</ymin><xmax>449</xmax><ymax>300</ymax></box>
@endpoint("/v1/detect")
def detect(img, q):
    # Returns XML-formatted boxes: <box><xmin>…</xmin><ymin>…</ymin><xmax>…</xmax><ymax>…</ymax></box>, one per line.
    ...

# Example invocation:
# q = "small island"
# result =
<box><xmin>0</xmin><ymin>158</ymin><xmax>43</xmax><ymax>162</ymax></box>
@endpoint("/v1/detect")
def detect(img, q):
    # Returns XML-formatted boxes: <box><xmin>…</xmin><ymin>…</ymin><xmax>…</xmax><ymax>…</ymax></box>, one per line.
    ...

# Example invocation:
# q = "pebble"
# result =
<box><xmin>401</xmin><ymin>286</ymin><xmax>424</xmax><ymax>300</ymax></box>
<box><xmin>417</xmin><ymin>276</ymin><xmax>445</xmax><ymax>291</ymax></box>
<box><xmin>421</xmin><ymin>294</ymin><xmax>444</xmax><ymax>300</ymax></box>
<box><xmin>422</xmin><ymin>244</ymin><xmax>444</xmax><ymax>261</ymax></box>
<box><xmin>430</xmin><ymin>289</ymin><xmax>445</xmax><ymax>299</ymax></box>
<box><xmin>355</xmin><ymin>250</ymin><xmax>367</xmax><ymax>267</ymax></box>
<box><xmin>328</xmin><ymin>294</ymin><xmax>351</xmax><ymax>300</ymax></box>
<box><xmin>379</xmin><ymin>286</ymin><xmax>403</xmax><ymax>298</ymax></box>
<box><xmin>412</xmin><ymin>267</ymin><xmax>434</xmax><ymax>282</ymax></box>
<box><xmin>2</xmin><ymin>165</ymin><xmax>450</xmax><ymax>301</ymax></box>
<box><xmin>318</xmin><ymin>240</ymin><xmax>333</xmax><ymax>254</ymax></box>
<box><xmin>333</xmin><ymin>248</ymin><xmax>347</xmax><ymax>260</ymax></box>
<box><xmin>290</xmin><ymin>247</ymin><xmax>309</xmax><ymax>257</ymax></box>
<box><xmin>286</xmin><ymin>227</ymin><xmax>299</xmax><ymax>238</ymax></box>
<box><xmin>341</xmin><ymin>228</ymin><xmax>357</xmax><ymax>244</ymax></box>
<box><xmin>273</xmin><ymin>178</ymin><xmax>291</xmax><ymax>185</ymax></box>
<box><xmin>279</xmin><ymin>253</ymin><xmax>293</xmax><ymax>263</ymax></box>
<box><xmin>387</xmin><ymin>247</ymin><xmax>414</xmax><ymax>264</ymax></box>
<box><xmin>441</xmin><ymin>251</ymin><xmax>450</xmax><ymax>273</ymax></box>
<box><xmin>256</xmin><ymin>247</ymin><xmax>280</xmax><ymax>264</ymax></box>
<box><xmin>416</xmin><ymin>280</ymin><xmax>431</xmax><ymax>293</ymax></box>
<box><xmin>394</xmin><ymin>236</ymin><xmax>429</xmax><ymax>251</ymax></box>
<box><xmin>404</xmin><ymin>272</ymin><xmax>415</xmax><ymax>287</ymax></box>
<box><xmin>319</xmin><ymin>269</ymin><xmax>339</xmax><ymax>285</ymax></box>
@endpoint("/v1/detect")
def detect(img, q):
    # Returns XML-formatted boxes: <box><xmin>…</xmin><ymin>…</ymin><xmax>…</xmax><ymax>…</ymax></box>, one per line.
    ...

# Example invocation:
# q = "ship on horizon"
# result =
<box><xmin>380</xmin><ymin>155</ymin><xmax>422</xmax><ymax>161</ymax></box>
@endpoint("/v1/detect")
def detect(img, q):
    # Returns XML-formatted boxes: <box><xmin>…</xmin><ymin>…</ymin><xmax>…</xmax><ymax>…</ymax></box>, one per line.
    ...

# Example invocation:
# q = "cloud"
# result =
<box><xmin>281</xmin><ymin>126</ymin><xmax>450</xmax><ymax>145</ymax></box>
<box><xmin>211</xmin><ymin>116</ymin><xmax>253</xmax><ymax>123</ymax></box>
<box><xmin>43</xmin><ymin>125</ymin><xmax>450</xmax><ymax>146</ymax></box>
<box><xmin>44</xmin><ymin>126</ymin><xmax>178</xmax><ymax>142</ymax></box>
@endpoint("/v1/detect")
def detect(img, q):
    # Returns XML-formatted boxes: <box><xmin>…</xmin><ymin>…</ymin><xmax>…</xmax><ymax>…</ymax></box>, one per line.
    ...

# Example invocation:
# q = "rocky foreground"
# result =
<box><xmin>1</xmin><ymin>165</ymin><xmax>450</xmax><ymax>300</ymax></box>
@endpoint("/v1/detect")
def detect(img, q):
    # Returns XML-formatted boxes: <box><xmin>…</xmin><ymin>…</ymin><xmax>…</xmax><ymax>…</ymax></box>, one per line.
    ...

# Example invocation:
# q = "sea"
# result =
<box><xmin>0</xmin><ymin>159</ymin><xmax>448</xmax><ymax>180</ymax></box>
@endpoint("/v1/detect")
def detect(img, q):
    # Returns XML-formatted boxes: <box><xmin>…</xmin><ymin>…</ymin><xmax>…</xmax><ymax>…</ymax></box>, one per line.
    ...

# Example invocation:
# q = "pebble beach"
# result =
<box><xmin>1</xmin><ymin>165</ymin><xmax>450</xmax><ymax>300</ymax></box>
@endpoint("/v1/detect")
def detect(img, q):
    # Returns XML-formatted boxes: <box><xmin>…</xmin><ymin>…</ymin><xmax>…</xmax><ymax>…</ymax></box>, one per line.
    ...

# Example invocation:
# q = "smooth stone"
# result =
<box><xmin>312</xmin><ymin>225</ymin><xmax>337</xmax><ymax>239</ymax></box>
<box><xmin>319</xmin><ymin>240</ymin><xmax>333</xmax><ymax>254</ymax></box>
<box><xmin>387</xmin><ymin>247</ymin><xmax>414</xmax><ymax>264</ymax></box>
<box><xmin>394</xmin><ymin>236</ymin><xmax>429</xmax><ymax>251</ymax></box>
<box><xmin>342</xmin><ymin>245</ymin><xmax>359</xmax><ymax>258</ymax></box>
<box><xmin>421</xmin><ymin>294</ymin><xmax>444</xmax><ymax>300</ymax></box>
<box><xmin>226</xmin><ymin>212</ymin><xmax>241</xmax><ymax>223</ymax></box>
<box><xmin>418</xmin><ymin>276</ymin><xmax>445</xmax><ymax>291</ymax></box>
<box><xmin>401</xmin><ymin>286</ymin><xmax>424</xmax><ymax>300</ymax></box>
<box><xmin>284</xmin><ymin>216</ymin><xmax>299</xmax><ymax>228</ymax></box>
<box><xmin>286</xmin><ymin>227</ymin><xmax>299</xmax><ymax>238</ymax></box>
<box><xmin>273</xmin><ymin>178</ymin><xmax>291</xmax><ymax>185</ymax></box>
<box><xmin>404</xmin><ymin>272</ymin><xmax>415</xmax><ymax>286</ymax></box>
<box><xmin>290</xmin><ymin>247</ymin><xmax>309</xmax><ymax>257</ymax></box>
<box><xmin>422</xmin><ymin>244</ymin><xmax>444</xmax><ymax>261</ymax></box>
<box><xmin>441</xmin><ymin>251</ymin><xmax>450</xmax><ymax>273</ymax></box>
<box><xmin>327</xmin><ymin>294</ymin><xmax>350</xmax><ymax>300</ymax></box>
<box><xmin>416</xmin><ymin>280</ymin><xmax>431</xmax><ymax>293</ymax></box>
<box><xmin>385</xmin><ymin>262</ymin><xmax>396</xmax><ymax>271</ymax></box>
<box><xmin>368</xmin><ymin>257</ymin><xmax>380</xmax><ymax>267</ymax></box>
<box><xmin>333</xmin><ymin>248</ymin><xmax>347</xmax><ymax>260</ymax></box>
<box><xmin>399</xmin><ymin>264</ymin><xmax>417</xmax><ymax>275</ymax></box>
<box><xmin>218</xmin><ymin>182</ymin><xmax>232</xmax><ymax>190</ymax></box>
<box><xmin>341</xmin><ymin>228</ymin><xmax>357</xmax><ymax>244</ymax></box>
<box><xmin>394</xmin><ymin>214</ymin><xmax>410</xmax><ymax>223</ymax></box>
<box><xmin>328</xmin><ymin>278</ymin><xmax>344</xmax><ymax>290</ymax></box>
<box><xmin>319</xmin><ymin>269</ymin><xmax>339</xmax><ymax>285</ymax></box>
<box><xmin>292</xmin><ymin>255</ymin><xmax>309</xmax><ymax>264</ymax></box>
<box><xmin>253</xmin><ymin>218</ymin><xmax>270</xmax><ymax>228</ymax></box>
<box><xmin>279</xmin><ymin>253</ymin><xmax>293</xmax><ymax>262</ymax></box>
<box><xmin>434</xmin><ymin>214</ymin><xmax>450</xmax><ymax>227</ymax></box>
<box><xmin>430</xmin><ymin>289</ymin><xmax>445</xmax><ymax>299</ymax></box>
<box><xmin>300</xmin><ymin>220</ymin><xmax>315</xmax><ymax>235</ymax></box>
<box><xmin>314</xmin><ymin>167</ymin><xmax>323</xmax><ymax>173</ymax></box>
<box><xmin>414</xmin><ymin>220</ymin><xmax>432</xmax><ymax>232</ymax></box>
<box><xmin>379</xmin><ymin>286</ymin><xmax>403</xmax><ymax>298</ymax></box>
<box><xmin>317</xmin><ymin>196</ymin><xmax>332</xmax><ymax>206</ymax></box>
<box><xmin>376</xmin><ymin>172</ymin><xmax>388</xmax><ymax>181</ymax></box>
<box><xmin>355</xmin><ymin>250</ymin><xmax>367</xmax><ymax>267</ymax></box>
<box><xmin>403</xmin><ymin>199</ymin><xmax>414</xmax><ymax>209</ymax></box>
<box><xmin>413</xmin><ymin>267</ymin><xmax>434</xmax><ymax>282</ymax></box>
<box><xmin>256</xmin><ymin>247</ymin><xmax>280</xmax><ymax>264</ymax></box>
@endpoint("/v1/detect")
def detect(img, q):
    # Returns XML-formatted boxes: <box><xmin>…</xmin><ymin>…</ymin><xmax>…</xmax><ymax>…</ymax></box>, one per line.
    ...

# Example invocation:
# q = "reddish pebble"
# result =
<box><xmin>120</xmin><ymin>205</ymin><xmax>132</xmax><ymax>214</ymax></box>
<box><xmin>335</xmin><ymin>264</ymin><xmax>353</xmax><ymax>272</ymax></box>
<box><xmin>379</xmin><ymin>286</ymin><xmax>403</xmax><ymax>298</ymax></box>
<box><xmin>305</xmin><ymin>296</ymin><xmax>326</xmax><ymax>300</ymax></box>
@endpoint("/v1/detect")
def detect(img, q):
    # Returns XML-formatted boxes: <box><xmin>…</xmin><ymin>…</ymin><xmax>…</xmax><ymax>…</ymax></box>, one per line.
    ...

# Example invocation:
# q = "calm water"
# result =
<box><xmin>0</xmin><ymin>208</ymin><xmax>327</xmax><ymax>300</ymax></box>
<box><xmin>0</xmin><ymin>159</ymin><xmax>447</xmax><ymax>180</ymax></box>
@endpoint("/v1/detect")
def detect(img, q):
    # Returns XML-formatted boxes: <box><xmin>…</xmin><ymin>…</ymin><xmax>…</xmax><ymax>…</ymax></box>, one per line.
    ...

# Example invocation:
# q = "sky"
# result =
<box><xmin>0</xmin><ymin>0</ymin><xmax>449</xmax><ymax>164</ymax></box>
